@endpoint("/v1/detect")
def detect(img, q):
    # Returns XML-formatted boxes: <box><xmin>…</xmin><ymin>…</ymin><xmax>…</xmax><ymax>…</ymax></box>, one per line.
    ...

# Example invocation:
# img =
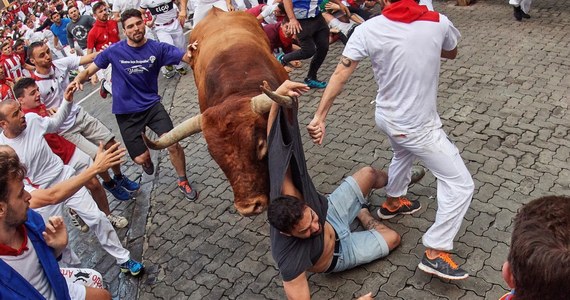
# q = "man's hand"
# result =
<box><xmin>42</xmin><ymin>216</ymin><xmax>68</xmax><ymax>254</ymax></box>
<box><xmin>357</xmin><ymin>292</ymin><xmax>374</xmax><ymax>300</ymax></box>
<box><xmin>307</xmin><ymin>117</ymin><xmax>326</xmax><ymax>145</ymax></box>
<box><xmin>288</xmin><ymin>18</ymin><xmax>302</xmax><ymax>35</ymax></box>
<box><xmin>275</xmin><ymin>80</ymin><xmax>310</xmax><ymax>97</ymax></box>
<box><xmin>63</xmin><ymin>82</ymin><xmax>78</xmax><ymax>102</ymax></box>
<box><xmin>178</xmin><ymin>13</ymin><xmax>187</xmax><ymax>26</ymax></box>
<box><xmin>340</xmin><ymin>3</ymin><xmax>351</xmax><ymax>17</ymax></box>
<box><xmin>92</xmin><ymin>142</ymin><xmax>126</xmax><ymax>174</ymax></box>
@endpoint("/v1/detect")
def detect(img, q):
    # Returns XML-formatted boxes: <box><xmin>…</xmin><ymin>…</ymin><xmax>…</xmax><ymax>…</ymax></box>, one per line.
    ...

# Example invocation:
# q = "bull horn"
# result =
<box><xmin>250</xmin><ymin>81</ymin><xmax>294</xmax><ymax>114</ymax></box>
<box><xmin>142</xmin><ymin>115</ymin><xmax>203</xmax><ymax>150</ymax></box>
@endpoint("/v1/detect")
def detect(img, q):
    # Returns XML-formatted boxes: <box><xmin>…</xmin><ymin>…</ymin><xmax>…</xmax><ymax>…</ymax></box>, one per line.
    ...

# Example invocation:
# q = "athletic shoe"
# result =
<box><xmin>142</xmin><ymin>161</ymin><xmax>154</xmax><ymax>175</ymax></box>
<box><xmin>164</xmin><ymin>65</ymin><xmax>174</xmax><ymax>71</ymax></box>
<box><xmin>69</xmin><ymin>208</ymin><xmax>89</xmax><ymax>233</ymax></box>
<box><xmin>99</xmin><ymin>79</ymin><xmax>109</xmax><ymax>99</ymax></box>
<box><xmin>177</xmin><ymin>179</ymin><xmax>198</xmax><ymax>200</ymax></box>
<box><xmin>304</xmin><ymin>78</ymin><xmax>327</xmax><ymax>89</ymax></box>
<box><xmin>276</xmin><ymin>53</ymin><xmax>286</xmax><ymax>66</ymax></box>
<box><xmin>120</xmin><ymin>259</ymin><xmax>144</xmax><ymax>276</ymax></box>
<box><xmin>409</xmin><ymin>166</ymin><xmax>426</xmax><ymax>187</ymax></box>
<box><xmin>176</xmin><ymin>68</ymin><xmax>188</xmax><ymax>75</ymax></box>
<box><xmin>103</xmin><ymin>181</ymin><xmax>132</xmax><ymax>201</ymax></box>
<box><xmin>377</xmin><ymin>196</ymin><xmax>421</xmax><ymax>219</ymax></box>
<box><xmin>114</xmin><ymin>175</ymin><xmax>140</xmax><ymax>193</ymax></box>
<box><xmin>513</xmin><ymin>6</ymin><xmax>523</xmax><ymax>21</ymax></box>
<box><xmin>521</xmin><ymin>9</ymin><xmax>531</xmax><ymax>18</ymax></box>
<box><xmin>163</xmin><ymin>70</ymin><xmax>176</xmax><ymax>78</ymax></box>
<box><xmin>418</xmin><ymin>251</ymin><xmax>469</xmax><ymax>280</ymax></box>
<box><xmin>107</xmin><ymin>214</ymin><xmax>128</xmax><ymax>229</ymax></box>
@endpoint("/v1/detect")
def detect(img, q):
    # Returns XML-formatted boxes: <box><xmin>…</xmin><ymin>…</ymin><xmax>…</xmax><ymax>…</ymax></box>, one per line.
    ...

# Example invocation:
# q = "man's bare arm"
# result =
<box><xmin>283</xmin><ymin>272</ymin><xmax>311</xmax><ymax>300</ymax></box>
<box><xmin>29</xmin><ymin>143</ymin><xmax>125</xmax><ymax>208</ymax></box>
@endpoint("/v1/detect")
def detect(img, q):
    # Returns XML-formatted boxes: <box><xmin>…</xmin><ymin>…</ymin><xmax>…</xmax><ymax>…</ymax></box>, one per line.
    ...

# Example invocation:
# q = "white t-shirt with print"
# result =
<box><xmin>140</xmin><ymin>0</ymin><xmax>179</xmax><ymax>24</ymax></box>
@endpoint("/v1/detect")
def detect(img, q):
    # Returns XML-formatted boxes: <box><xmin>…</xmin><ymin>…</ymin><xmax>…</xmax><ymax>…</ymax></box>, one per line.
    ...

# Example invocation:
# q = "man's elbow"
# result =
<box><xmin>441</xmin><ymin>47</ymin><xmax>458</xmax><ymax>59</ymax></box>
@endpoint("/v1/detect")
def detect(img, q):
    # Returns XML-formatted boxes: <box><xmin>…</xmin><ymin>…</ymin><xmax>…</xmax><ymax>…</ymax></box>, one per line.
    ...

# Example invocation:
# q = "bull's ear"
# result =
<box><xmin>256</xmin><ymin>137</ymin><xmax>268</xmax><ymax>160</ymax></box>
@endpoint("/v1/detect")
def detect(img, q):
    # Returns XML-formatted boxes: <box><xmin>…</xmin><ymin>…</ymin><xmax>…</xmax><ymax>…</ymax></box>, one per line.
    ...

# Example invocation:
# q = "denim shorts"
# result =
<box><xmin>326</xmin><ymin>176</ymin><xmax>390</xmax><ymax>273</ymax></box>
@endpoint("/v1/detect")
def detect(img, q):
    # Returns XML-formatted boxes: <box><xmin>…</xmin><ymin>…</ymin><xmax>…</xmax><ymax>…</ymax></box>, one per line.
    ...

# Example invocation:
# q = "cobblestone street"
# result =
<box><xmin>74</xmin><ymin>0</ymin><xmax>569</xmax><ymax>299</ymax></box>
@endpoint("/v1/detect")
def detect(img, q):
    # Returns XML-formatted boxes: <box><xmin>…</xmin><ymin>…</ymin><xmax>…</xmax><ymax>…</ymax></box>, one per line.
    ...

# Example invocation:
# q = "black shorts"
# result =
<box><xmin>115</xmin><ymin>102</ymin><xmax>174</xmax><ymax>159</ymax></box>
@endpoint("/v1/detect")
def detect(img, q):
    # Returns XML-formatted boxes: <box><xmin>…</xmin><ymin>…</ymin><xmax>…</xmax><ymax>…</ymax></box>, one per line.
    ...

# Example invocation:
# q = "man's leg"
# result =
<box><xmin>306</xmin><ymin>15</ymin><xmax>330</xmax><ymax>82</ymax></box>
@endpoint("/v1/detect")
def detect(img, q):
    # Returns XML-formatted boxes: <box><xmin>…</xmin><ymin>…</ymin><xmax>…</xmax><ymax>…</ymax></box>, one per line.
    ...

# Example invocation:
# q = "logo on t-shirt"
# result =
<box><xmin>122</xmin><ymin>56</ymin><xmax>156</xmax><ymax>74</ymax></box>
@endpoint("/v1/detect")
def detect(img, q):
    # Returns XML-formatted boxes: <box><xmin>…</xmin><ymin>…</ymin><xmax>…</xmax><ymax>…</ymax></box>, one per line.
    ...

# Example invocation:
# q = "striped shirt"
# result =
<box><xmin>292</xmin><ymin>0</ymin><xmax>323</xmax><ymax>19</ymax></box>
<box><xmin>0</xmin><ymin>54</ymin><xmax>30</xmax><ymax>80</ymax></box>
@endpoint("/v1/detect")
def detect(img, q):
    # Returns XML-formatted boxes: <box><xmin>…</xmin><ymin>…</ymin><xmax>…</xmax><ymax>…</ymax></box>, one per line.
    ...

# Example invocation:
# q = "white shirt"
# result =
<box><xmin>140</xmin><ymin>0</ymin><xmax>179</xmax><ymax>24</ymax></box>
<box><xmin>113</xmin><ymin>0</ymin><xmax>141</xmax><ymax>13</ymax></box>
<box><xmin>34</xmin><ymin>56</ymin><xmax>81</xmax><ymax>132</ymax></box>
<box><xmin>343</xmin><ymin>14</ymin><xmax>460</xmax><ymax>136</ymax></box>
<box><xmin>0</xmin><ymin>101</ymin><xmax>72</xmax><ymax>189</ymax></box>
<box><xmin>0</xmin><ymin>236</ymin><xmax>56</xmax><ymax>300</ymax></box>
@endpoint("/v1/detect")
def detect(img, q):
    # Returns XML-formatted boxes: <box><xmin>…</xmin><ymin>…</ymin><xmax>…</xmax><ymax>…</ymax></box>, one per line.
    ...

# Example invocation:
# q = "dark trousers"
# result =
<box><xmin>282</xmin><ymin>14</ymin><xmax>330</xmax><ymax>80</ymax></box>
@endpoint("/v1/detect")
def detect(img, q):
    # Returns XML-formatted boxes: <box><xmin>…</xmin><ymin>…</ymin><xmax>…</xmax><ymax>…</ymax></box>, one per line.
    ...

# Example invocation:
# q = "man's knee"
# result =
<box><xmin>384</xmin><ymin>229</ymin><xmax>401</xmax><ymax>251</ymax></box>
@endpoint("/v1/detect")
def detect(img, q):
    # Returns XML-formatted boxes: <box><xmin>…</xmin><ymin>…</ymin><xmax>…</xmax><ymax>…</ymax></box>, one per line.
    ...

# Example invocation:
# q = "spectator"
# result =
<box><xmin>0</xmin><ymin>67</ymin><xmax>15</xmax><ymax>101</ymax></box>
<box><xmin>0</xmin><ymin>41</ymin><xmax>33</xmax><ymax>81</ymax></box>
<box><xmin>28</xmin><ymin>41</ymin><xmax>140</xmax><ymax>202</ymax></box>
<box><xmin>66</xmin><ymin>5</ymin><xmax>95</xmax><ymax>56</ymax></box>
<box><xmin>49</xmin><ymin>10</ymin><xmax>72</xmax><ymax>50</ymax></box>
<box><xmin>0</xmin><ymin>89</ymin><xmax>144</xmax><ymax>275</ymax></box>
<box><xmin>500</xmin><ymin>196</ymin><xmax>570</xmax><ymax>299</ymax></box>
<box><xmin>0</xmin><ymin>145</ymin><xmax>119</xmax><ymax>300</ymax></box>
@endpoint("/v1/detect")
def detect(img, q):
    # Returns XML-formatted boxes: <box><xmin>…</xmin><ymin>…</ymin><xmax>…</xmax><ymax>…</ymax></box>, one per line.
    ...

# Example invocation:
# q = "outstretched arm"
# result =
<box><xmin>283</xmin><ymin>272</ymin><xmax>311</xmax><ymax>300</ymax></box>
<box><xmin>307</xmin><ymin>56</ymin><xmax>358</xmax><ymax>144</ymax></box>
<box><xmin>30</xmin><ymin>143</ymin><xmax>125</xmax><ymax>208</ymax></box>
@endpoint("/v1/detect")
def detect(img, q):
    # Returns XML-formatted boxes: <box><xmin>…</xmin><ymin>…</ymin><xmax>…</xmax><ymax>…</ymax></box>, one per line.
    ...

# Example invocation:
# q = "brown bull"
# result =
<box><xmin>143</xmin><ymin>8</ymin><xmax>291</xmax><ymax>216</ymax></box>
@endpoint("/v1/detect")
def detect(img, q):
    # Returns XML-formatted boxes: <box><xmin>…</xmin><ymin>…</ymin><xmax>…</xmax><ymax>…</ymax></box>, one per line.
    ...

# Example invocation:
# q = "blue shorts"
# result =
<box><xmin>326</xmin><ymin>176</ymin><xmax>390</xmax><ymax>273</ymax></box>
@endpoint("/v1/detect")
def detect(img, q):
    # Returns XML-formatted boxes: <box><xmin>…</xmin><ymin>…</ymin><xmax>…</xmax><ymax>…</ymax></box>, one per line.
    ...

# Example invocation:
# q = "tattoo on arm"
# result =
<box><xmin>339</xmin><ymin>56</ymin><xmax>352</xmax><ymax>68</ymax></box>
<box><xmin>365</xmin><ymin>219</ymin><xmax>382</xmax><ymax>231</ymax></box>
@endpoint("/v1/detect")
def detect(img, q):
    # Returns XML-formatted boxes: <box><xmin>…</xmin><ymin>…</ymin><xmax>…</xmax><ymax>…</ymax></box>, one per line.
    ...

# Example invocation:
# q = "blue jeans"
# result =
<box><xmin>326</xmin><ymin>177</ymin><xmax>390</xmax><ymax>272</ymax></box>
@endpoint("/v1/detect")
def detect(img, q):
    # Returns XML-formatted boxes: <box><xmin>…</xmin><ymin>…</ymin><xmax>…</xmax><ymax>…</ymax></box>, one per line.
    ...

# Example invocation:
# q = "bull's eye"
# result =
<box><xmin>253</xmin><ymin>201</ymin><xmax>261</xmax><ymax>212</ymax></box>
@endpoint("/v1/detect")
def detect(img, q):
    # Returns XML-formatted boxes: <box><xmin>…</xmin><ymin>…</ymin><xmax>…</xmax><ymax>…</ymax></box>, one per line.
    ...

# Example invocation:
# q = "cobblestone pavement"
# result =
<box><xmin>72</xmin><ymin>0</ymin><xmax>568</xmax><ymax>299</ymax></box>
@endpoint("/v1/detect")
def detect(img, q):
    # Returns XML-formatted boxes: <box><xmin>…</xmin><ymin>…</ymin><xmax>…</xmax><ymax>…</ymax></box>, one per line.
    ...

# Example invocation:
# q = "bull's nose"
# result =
<box><xmin>236</xmin><ymin>196</ymin><xmax>268</xmax><ymax>216</ymax></box>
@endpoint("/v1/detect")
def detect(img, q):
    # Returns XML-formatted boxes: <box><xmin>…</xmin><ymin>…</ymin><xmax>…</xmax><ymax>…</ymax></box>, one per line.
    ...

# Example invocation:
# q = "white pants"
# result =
<box><xmin>509</xmin><ymin>0</ymin><xmax>532</xmax><ymax>13</ymax></box>
<box><xmin>61</xmin><ymin>268</ymin><xmax>105</xmax><ymax>299</ymax></box>
<box><xmin>383</xmin><ymin>128</ymin><xmax>474</xmax><ymax>251</ymax></box>
<box><xmin>154</xmin><ymin>21</ymin><xmax>187</xmax><ymax>71</ymax></box>
<box><xmin>193</xmin><ymin>0</ymin><xmax>229</xmax><ymax>26</ymax></box>
<box><xmin>33</xmin><ymin>166</ymin><xmax>130</xmax><ymax>265</ymax></box>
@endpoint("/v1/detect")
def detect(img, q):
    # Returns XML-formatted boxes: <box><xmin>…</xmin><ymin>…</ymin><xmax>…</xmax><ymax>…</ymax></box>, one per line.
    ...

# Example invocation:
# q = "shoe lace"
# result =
<box><xmin>398</xmin><ymin>197</ymin><xmax>412</xmax><ymax>207</ymax></box>
<box><xmin>438</xmin><ymin>252</ymin><xmax>459</xmax><ymax>269</ymax></box>
<box><xmin>178</xmin><ymin>180</ymin><xmax>192</xmax><ymax>193</ymax></box>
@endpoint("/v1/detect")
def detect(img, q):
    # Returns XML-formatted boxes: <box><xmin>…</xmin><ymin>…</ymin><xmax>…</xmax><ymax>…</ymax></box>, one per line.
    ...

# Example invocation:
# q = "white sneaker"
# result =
<box><xmin>69</xmin><ymin>208</ymin><xmax>89</xmax><ymax>233</ymax></box>
<box><xmin>107</xmin><ymin>214</ymin><xmax>128</xmax><ymax>229</ymax></box>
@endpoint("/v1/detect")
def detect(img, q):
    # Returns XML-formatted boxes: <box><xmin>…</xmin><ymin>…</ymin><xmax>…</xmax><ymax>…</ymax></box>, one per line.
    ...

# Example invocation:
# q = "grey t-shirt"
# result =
<box><xmin>66</xmin><ymin>15</ymin><xmax>95</xmax><ymax>49</ymax></box>
<box><xmin>268</xmin><ymin>103</ymin><xmax>328</xmax><ymax>282</ymax></box>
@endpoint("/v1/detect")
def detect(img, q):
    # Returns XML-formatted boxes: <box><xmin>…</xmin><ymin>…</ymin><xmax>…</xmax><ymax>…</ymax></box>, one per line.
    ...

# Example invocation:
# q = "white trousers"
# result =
<box><xmin>155</xmin><ymin>21</ymin><xmax>187</xmax><ymax>71</ymax></box>
<box><xmin>383</xmin><ymin>128</ymin><xmax>474</xmax><ymax>251</ymax></box>
<box><xmin>61</xmin><ymin>268</ymin><xmax>105</xmax><ymax>299</ymax></box>
<box><xmin>509</xmin><ymin>0</ymin><xmax>532</xmax><ymax>13</ymax></box>
<box><xmin>33</xmin><ymin>166</ymin><xmax>130</xmax><ymax>265</ymax></box>
<box><xmin>193</xmin><ymin>1</ymin><xmax>229</xmax><ymax>26</ymax></box>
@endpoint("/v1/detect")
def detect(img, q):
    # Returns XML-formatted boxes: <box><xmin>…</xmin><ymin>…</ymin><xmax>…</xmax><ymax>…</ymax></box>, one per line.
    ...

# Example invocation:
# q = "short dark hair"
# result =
<box><xmin>27</xmin><ymin>41</ymin><xmax>44</xmax><ymax>59</ymax></box>
<box><xmin>13</xmin><ymin>38</ymin><xmax>25</xmax><ymax>50</ymax></box>
<box><xmin>50</xmin><ymin>10</ymin><xmax>60</xmax><ymax>18</ymax></box>
<box><xmin>0</xmin><ymin>41</ymin><xmax>11</xmax><ymax>51</ymax></box>
<box><xmin>92</xmin><ymin>1</ymin><xmax>107</xmax><ymax>14</ymax></box>
<box><xmin>0</xmin><ymin>146</ymin><xmax>26</xmax><ymax>203</ymax></box>
<box><xmin>508</xmin><ymin>195</ymin><xmax>570</xmax><ymax>299</ymax></box>
<box><xmin>267</xmin><ymin>195</ymin><xmax>306</xmax><ymax>234</ymax></box>
<box><xmin>120</xmin><ymin>9</ymin><xmax>142</xmax><ymax>28</ymax></box>
<box><xmin>13</xmin><ymin>77</ymin><xmax>36</xmax><ymax>99</ymax></box>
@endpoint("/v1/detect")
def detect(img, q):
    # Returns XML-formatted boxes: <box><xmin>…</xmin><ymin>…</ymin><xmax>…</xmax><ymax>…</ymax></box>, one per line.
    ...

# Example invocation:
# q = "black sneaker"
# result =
<box><xmin>142</xmin><ymin>160</ymin><xmax>154</xmax><ymax>175</ymax></box>
<box><xmin>377</xmin><ymin>197</ymin><xmax>421</xmax><ymax>219</ymax></box>
<box><xmin>99</xmin><ymin>79</ymin><xmax>109</xmax><ymax>98</ymax></box>
<box><xmin>513</xmin><ymin>6</ymin><xmax>523</xmax><ymax>21</ymax></box>
<box><xmin>418</xmin><ymin>251</ymin><xmax>469</xmax><ymax>280</ymax></box>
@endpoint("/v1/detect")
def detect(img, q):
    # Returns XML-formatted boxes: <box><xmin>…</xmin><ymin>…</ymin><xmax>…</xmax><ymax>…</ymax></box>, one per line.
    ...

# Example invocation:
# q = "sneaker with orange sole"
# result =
<box><xmin>418</xmin><ymin>251</ymin><xmax>469</xmax><ymax>280</ymax></box>
<box><xmin>377</xmin><ymin>196</ymin><xmax>421</xmax><ymax>219</ymax></box>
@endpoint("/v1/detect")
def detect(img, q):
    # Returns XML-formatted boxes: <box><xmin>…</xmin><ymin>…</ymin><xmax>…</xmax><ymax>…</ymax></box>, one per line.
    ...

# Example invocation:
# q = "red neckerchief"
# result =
<box><xmin>31</xmin><ymin>66</ymin><xmax>55</xmax><ymax>81</ymax></box>
<box><xmin>382</xmin><ymin>0</ymin><xmax>440</xmax><ymax>23</ymax></box>
<box><xmin>0</xmin><ymin>225</ymin><xmax>29</xmax><ymax>256</ymax></box>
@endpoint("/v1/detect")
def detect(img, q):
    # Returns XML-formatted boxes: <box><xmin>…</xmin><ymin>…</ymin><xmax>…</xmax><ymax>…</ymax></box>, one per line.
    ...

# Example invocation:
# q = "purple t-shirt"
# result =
<box><xmin>94</xmin><ymin>39</ymin><xmax>184</xmax><ymax>114</ymax></box>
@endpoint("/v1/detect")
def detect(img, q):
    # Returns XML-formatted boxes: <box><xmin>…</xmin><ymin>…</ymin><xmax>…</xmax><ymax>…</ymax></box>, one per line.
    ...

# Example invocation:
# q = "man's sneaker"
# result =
<box><xmin>164</xmin><ymin>65</ymin><xmax>174</xmax><ymax>71</ymax></box>
<box><xmin>107</xmin><ymin>214</ymin><xmax>128</xmax><ymax>229</ymax></box>
<box><xmin>120</xmin><ymin>259</ymin><xmax>144</xmax><ymax>276</ymax></box>
<box><xmin>177</xmin><ymin>180</ymin><xmax>198</xmax><ymax>200</ymax></box>
<box><xmin>276</xmin><ymin>53</ymin><xmax>286</xmax><ymax>66</ymax></box>
<box><xmin>142</xmin><ymin>161</ymin><xmax>154</xmax><ymax>175</ymax></box>
<box><xmin>103</xmin><ymin>181</ymin><xmax>132</xmax><ymax>201</ymax></box>
<box><xmin>99</xmin><ymin>79</ymin><xmax>109</xmax><ymax>98</ymax></box>
<box><xmin>304</xmin><ymin>78</ymin><xmax>327</xmax><ymax>89</ymax></box>
<box><xmin>69</xmin><ymin>208</ymin><xmax>89</xmax><ymax>233</ymax></box>
<box><xmin>513</xmin><ymin>6</ymin><xmax>523</xmax><ymax>21</ymax></box>
<box><xmin>409</xmin><ymin>166</ymin><xmax>426</xmax><ymax>186</ymax></box>
<box><xmin>377</xmin><ymin>196</ymin><xmax>421</xmax><ymax>219</ymax></box>
<box><xmin>114</xmin><ymin>175</ymin><xmax>140</xmax><ymax>193</ymax></box>
<box><xmin>418</xmin><ymin>251</ymin><xmax>469</xmax><ymax>280</ymax></box>
<box><xmin>163</xmin><ymin>65</ymin><xmax>176</xmax><ymax>78</ymax></box>
<box><xmin>176</xmin><ymin>68</ymin><xmax>187</xmax><ymax>75</ymax></box>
